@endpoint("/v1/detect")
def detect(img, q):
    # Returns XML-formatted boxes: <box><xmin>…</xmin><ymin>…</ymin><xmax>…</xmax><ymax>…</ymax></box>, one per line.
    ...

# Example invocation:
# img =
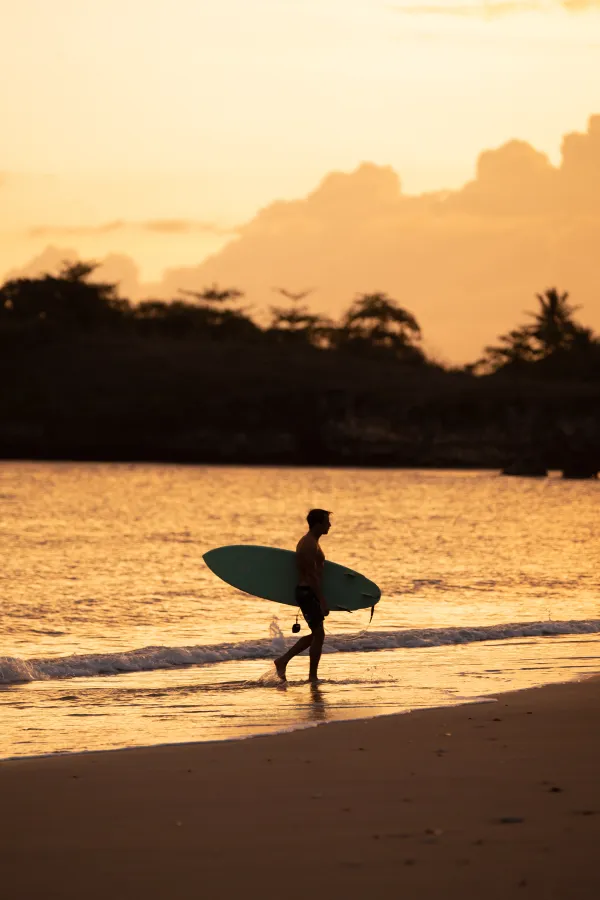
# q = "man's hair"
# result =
<box><xmin>307</xmin><ymin>508</ymin><xmax>331</xmax><ymax>529</ymax></box>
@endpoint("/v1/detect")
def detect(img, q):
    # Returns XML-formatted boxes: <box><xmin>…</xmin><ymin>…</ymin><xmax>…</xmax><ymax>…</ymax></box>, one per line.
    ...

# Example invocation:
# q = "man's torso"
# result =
<box><xmin>296</xmin><ymin>534</ymin><xmax>324</xmax><ymax>586</ymax></box>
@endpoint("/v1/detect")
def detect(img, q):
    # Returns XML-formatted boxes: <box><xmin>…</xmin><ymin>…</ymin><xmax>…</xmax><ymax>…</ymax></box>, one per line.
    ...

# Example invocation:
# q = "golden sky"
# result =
<box><xmin>2</xmin><ymin>0</ymin><xmax>600</xmax><ymax>359</ymax></box>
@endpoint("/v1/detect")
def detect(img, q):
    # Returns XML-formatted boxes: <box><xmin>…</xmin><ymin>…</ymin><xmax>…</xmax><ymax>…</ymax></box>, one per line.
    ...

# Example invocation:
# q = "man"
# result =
<box><xmin>274</xmin><ymin>509</ymin><xmax>331</xmax><ymax>683</ymax></box>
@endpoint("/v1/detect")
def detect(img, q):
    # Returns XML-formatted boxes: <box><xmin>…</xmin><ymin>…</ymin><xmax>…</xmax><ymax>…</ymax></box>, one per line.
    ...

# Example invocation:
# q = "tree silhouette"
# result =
<box><xmin>268</xmin><ymin>288</ymin><xmax>333</xmax><ymax>347</ymax></box>
<box><xmin>478</xmin><ymin>326</ymin><xmax>537</xmax><ymax>372</ymax></box>
<box><xmin>162</xmin><ymin>283</ymin><xmax>258</xmax><ymax>337</ymax></box>
<box><xmin>271</xmin><ymin>287</ymin><xmax>315</xmax><ymax>302</ymax></box>
<box><xmin>337</xmin><ymin>292</ymin><xmax>424</xmax><ymax>361</ymax></box>
<box><xmin>134</xmin><ymin>299</ymin><xmax>211</xmax><ymax>337</ymax></box>
<box><xmin>0</xmin><ymin>260</ymin><xmax>128</xmax><ymax>329</ymax></box>
<box><xmin>528</xmin><ymin>288</ymin><xmax>581</xmax><ymax>356</ymax></box>
<box><xmin>180</xmin><ymin>283</ymin><xmax>244</xmax><ymax>305</ymax></box>
<box><xmin>477</xmin><ymin>287</ymin><xmax>597</xmax><ymax>373</ymax></box>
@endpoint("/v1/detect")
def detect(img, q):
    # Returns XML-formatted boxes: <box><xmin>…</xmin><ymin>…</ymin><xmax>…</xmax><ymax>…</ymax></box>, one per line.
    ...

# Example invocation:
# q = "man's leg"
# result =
<box><xmin>308</xmin><ymin>625</ymin><xmax>325</xmax><ymax>682</ymax></box>
<box><xmin>274</xmin><ymin>633</ymin><xmax>313</xmax><ymax>681</ymax></box>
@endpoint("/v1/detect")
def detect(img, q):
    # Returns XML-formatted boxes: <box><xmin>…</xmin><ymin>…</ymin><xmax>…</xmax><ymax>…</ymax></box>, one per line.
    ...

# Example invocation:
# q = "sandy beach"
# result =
<box><xmin>1</xmin><ymin>676</ymin><xmax>599</xmax><ymax>899</ymax></box>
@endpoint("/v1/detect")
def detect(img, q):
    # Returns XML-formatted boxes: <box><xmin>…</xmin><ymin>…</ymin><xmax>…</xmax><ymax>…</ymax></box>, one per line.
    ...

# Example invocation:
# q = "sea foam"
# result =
<box><xmin>1</xmin><ymin>618</ymin><xmax>599</xmax><ymax>685</ymax></box>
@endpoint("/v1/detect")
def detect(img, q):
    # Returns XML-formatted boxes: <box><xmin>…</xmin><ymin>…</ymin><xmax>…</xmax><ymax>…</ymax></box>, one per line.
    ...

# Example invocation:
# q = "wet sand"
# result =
<box><xmin>1</xmin><ymin>677</ymin><xmax>599</xmax><ymax>899</ymax></box>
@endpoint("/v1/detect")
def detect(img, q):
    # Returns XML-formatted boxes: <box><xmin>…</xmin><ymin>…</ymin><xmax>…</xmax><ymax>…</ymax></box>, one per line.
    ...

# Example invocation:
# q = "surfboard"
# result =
<box><xmin>203</xmin><ymin>545</ymin><xmax>381</xmax><ymax>613</ymax></box>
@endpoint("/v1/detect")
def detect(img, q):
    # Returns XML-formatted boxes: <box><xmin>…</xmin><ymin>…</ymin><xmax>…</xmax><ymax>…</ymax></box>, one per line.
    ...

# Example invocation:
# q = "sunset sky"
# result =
<box><xmin>2</xmin><ymin>0</ymin><xmax>600</xmax><ymax>359</ymax></box>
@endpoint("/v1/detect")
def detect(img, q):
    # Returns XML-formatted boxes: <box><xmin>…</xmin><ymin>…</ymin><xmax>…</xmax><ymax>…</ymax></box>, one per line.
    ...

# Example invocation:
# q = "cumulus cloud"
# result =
<box><xmin>7</xmin><ymin>116</ymin><xmax>600</xmax><ymax>362</ymax></box>
<box><xmin>4</xmin><ymin>246</ymin><xmax>79</xmax><ymax>280</ymax></box>
<box><xmin>447</xmin><ymin>115</ymin><xmax>600</xmax><ymax>214</ymax></box>
<box><xmin>4</xmin><ymin>246</ymin><xmax>143</xmax><ymax>299</ymax></box>
<box><xmin>143</xmin><ymin>116</ymin><xmax>600</xmax><ymax>362</ymax></box>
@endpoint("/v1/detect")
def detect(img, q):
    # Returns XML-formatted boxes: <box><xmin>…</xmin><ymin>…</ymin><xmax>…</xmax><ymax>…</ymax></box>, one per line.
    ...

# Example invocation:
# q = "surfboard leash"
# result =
<box><xmin>317</xmin><ymin>602</ymin><xmax>376</xmax><ymax>647</ymax></box>
<box><xmin>333</xmin><ymin>602</ymin><xmax>376</xmax><ymax>624</ymax></box>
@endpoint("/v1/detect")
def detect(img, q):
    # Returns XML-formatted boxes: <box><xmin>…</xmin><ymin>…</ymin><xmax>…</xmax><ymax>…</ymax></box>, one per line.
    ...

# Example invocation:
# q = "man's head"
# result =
<box><xmin>307</xmin><ymin>508</ymin><xmax>331</xmax><ymax>536</ymax></box>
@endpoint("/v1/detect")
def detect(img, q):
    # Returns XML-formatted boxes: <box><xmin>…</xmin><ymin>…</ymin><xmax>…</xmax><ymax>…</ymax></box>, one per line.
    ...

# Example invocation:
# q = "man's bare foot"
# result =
<box><xmin>308</xmin><ymin>674</ymin><xmax>321</xmax><ymax>683</ymax></box>
<box><xmin>274</xmin><ymin>657</ymin><xmax>287</xmax><ymax>681</ymax></box>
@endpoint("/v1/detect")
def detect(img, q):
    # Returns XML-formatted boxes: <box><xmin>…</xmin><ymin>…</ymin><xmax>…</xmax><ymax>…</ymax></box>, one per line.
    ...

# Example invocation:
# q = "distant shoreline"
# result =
<box><xmin>0</xmin><ymin>451</ymin><xmax>503</xmax><ymax>469</ymax></box>
<box><xmin>1</xmin><ymin>452</ymin><xmax>597</xmax><ymax>477</ymax></box>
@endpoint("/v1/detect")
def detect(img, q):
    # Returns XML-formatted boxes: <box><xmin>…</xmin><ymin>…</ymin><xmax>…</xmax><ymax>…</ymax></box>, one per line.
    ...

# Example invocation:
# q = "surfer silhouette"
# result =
<box><xmin>274</xmin><ymin>509</ymin><xmax>331</xmax><ymax>682</ymax></box>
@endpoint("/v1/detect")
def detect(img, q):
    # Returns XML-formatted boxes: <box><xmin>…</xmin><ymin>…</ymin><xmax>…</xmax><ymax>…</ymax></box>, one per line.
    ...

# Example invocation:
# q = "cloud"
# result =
<box><xmin>27</xmin><ymin>219</ymin><xmax>235</xmax><ymax>238</ymax></box>
<box><xmin>448</xmin><ymin>114</ymin><xmax>600</xmax><ymax>213</ymax></box>
<box><xmin>90</xmin><ymin>253</ymin><xmax>143</xmax><ymax>298</ymax></box>
<box><xmin>4</xmin><ymin>246</ymin><xmax>143</xmax><ymax>299</ymax></box>
<box><xmin>27</xmin><ymin>221</ymin><xmax>126</xmax><ymax>238</ymax></box>
<box><xmin>143</xmin><ymin>115</ymin><xmax>600</xmax><ymax>362</ymax></box>
<box><xmin>389</xmin><ymin>2</ymin><xmax>541</xmax><ymax>17</ymax></box>
<box><xmin>388</xmin><ymin>1</ymin><xmax>600</xmax><ymax>17</ymax></box>
<box><xmin>142</xmin><ymin>219</ymin><xmax>236</xmax><ymax>235</ymax></box>
<box><xmin>5</xmin><ymin>246</ymin><xmax>80</xmax><ymax>280</ymax></box>
<box><xmin>563</xmin><ymin>0</ymin><xmax>600</xmax><ymax>8</ymax></box>
<box><xmin>7</xmin><ymin>116</ymin><xmax>600</xmax><ymax>362</ymax></box>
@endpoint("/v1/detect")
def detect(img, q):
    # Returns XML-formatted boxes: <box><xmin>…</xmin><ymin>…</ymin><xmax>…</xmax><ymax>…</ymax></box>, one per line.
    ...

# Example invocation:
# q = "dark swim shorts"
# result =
<box><xmin>295</xmin><ymin>585</ymin><xmax>325</xmax><ymax>631</ymax></box>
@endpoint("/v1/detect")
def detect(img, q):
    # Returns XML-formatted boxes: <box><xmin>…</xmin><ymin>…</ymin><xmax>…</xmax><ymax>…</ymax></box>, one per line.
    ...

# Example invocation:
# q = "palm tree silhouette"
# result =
<box><xmin>528</xmin><ymin>288</ymin><xmax>581</xmax><ymax>356</ymax></box>
<box><xmin>271</xmin><ymin>287</ymin><xmax>315</xmax><ymax>302</ymax></box>
<box><xmin>477</xmin><ymin>287</ymin><xmax>595</xmax><ymax>372</ymax></box>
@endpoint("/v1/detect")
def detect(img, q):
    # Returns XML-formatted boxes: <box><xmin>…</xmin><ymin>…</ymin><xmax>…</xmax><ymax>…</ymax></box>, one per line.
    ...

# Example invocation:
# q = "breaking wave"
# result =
<box><xmin>1</xmin><ymin>618</ymin><xmax>599</xmax><ymax>686</ymax></box>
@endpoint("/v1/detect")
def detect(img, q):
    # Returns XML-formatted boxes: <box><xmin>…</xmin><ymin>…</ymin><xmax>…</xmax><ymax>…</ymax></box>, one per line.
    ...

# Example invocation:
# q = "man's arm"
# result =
<box><xmin>297</xmin><ymin>542</ymin><xmax>329</xmax><ymax>615</ymax></box>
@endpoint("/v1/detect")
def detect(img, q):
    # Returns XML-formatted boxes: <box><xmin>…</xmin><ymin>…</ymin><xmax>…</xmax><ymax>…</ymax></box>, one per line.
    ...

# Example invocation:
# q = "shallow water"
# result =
<box><xmin>0</xmin><ymin>462</ymin><xmax>598</xmax><ymax>758</ymax></box>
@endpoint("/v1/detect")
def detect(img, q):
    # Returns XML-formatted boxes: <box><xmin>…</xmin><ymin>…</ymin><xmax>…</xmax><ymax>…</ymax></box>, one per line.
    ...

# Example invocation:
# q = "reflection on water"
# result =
<box><xmin>0</xmin><ymin>462</ymin><xmax>598</xmax><ymax>758</ymax></box>
<box><xmin>1</xmin><ymin>634</ymin><xmax>598</xmax><ymax>758</ymax></box>
<box><xmin>307</xmin><ymin>682</ymin><xmax>328</xmax><ymax>722</ymax></box>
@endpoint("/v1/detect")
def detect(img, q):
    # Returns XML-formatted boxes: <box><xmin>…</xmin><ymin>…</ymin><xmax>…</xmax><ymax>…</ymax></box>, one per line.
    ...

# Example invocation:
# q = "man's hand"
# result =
<box><xmin>320</xmin><ymin>600</ymin><xmax>329</xmax><ymax>617</ymax></box>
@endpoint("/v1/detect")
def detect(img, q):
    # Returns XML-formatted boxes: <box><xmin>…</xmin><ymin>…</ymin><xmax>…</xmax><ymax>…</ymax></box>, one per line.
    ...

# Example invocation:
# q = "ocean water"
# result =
<box><xmin>0</xmin><ymin>461</ymin><xmax>598</xmax><ymax>759</ymax></box>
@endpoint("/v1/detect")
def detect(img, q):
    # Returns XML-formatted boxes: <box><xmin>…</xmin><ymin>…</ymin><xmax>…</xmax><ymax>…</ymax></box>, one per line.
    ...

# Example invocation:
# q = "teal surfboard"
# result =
<box><xmin>203</xmin><ymin>545</ymin><xmax>380</xmax><ymax>613</ymax></box>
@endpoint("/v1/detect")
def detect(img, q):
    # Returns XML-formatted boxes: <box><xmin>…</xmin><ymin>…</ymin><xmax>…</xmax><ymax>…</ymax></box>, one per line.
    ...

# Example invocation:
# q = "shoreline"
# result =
<box><xmin>1</xmin><ymin>692</ymin><xmax>496</xmax><ymax>765</ymax></box>
<box><xmin>2</xmin><ymin>456</ymin><xmax>597</xmax><ymax>482</ymax></box>
<box><xmin>1</xmin><ymin>453</ymin><xmax>505</xmax><ymax>470</ymax></box>
<box><xmin>2</xmin><ymin>676</ymin><xmax>599</xmax><ymax>898</ymax></box>
<box><xmin>0</xmin><ymin>676</ymin><xmax>569</xmax><ymax>765</ymax></box>
<box><xmin>2</xmin><ymin>643</ymin><xmax>599</xmax><ymax>761</ymax></box>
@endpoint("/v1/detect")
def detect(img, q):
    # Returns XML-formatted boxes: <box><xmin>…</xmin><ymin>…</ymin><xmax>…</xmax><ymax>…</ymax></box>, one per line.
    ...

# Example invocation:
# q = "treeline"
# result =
<box><xmin>1</xmin><ymin>261</ymin><xmax>599</xmax><ymax>378</ymax></box>
<box><xmin>0</xmin><ymin>261</ymin><xmax>599</xmax><ymax>473</ymax></box>
<box><xmin>0</xmin><ymin>263</ymin><xmax>427</xmax><ymax>364</ymax></box>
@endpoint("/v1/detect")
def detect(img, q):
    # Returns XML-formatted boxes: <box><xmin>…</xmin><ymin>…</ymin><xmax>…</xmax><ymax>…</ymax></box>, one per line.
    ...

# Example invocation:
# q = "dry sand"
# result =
<box><xmin>1</xmin><ymin>677</ymin><xmax>599</xmax><ymax>899</ymax></box>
